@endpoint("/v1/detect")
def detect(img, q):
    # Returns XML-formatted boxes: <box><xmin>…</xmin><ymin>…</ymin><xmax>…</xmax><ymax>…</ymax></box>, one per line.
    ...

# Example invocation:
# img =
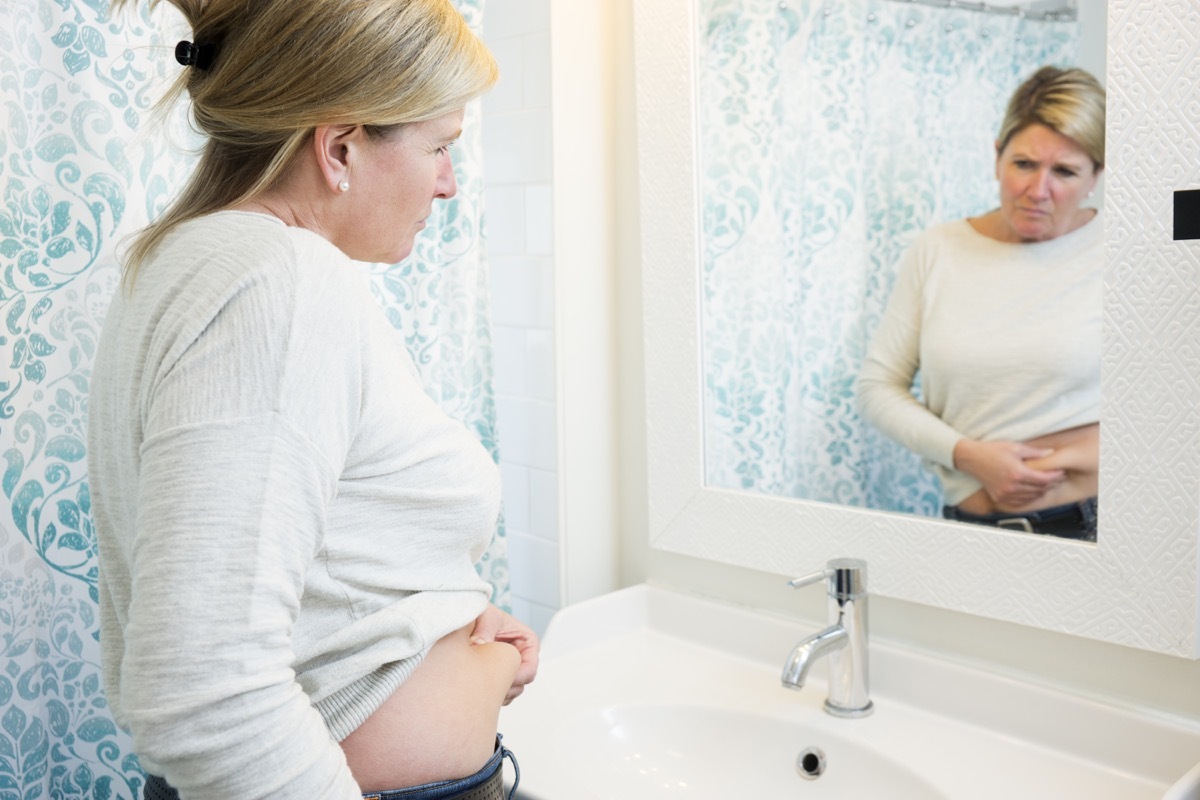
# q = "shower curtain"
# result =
<box><xmin>0</xmin><ymin>0</ymin><xmax>505</xmax><ymax>796</ymax></box>
<box><xmin>699</xmin><ymin>0</ymin><xmax>1079</xmax><ymax>514</ymax></box>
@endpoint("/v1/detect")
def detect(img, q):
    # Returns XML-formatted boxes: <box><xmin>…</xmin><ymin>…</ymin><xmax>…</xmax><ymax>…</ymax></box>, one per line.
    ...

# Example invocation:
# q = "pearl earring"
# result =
<box><xmin>338</xmin><ymin>180</ymin><xmax>350</xmax><ymax>192</ymax></box>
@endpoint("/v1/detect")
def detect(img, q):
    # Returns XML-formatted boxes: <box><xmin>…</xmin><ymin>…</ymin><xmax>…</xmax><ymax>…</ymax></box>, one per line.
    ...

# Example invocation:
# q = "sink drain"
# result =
<box><xmin>796</xmin><ymin>746</ymin><xmax>826</xmax><ymax>780</ymax></box>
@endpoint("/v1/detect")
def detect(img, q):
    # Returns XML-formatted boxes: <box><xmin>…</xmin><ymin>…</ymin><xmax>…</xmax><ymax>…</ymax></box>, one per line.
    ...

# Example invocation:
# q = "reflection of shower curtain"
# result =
<box><xmin>700</xmin><ymin>0</ymin><xmax>1078</xmax><ymax>514</ymax></box>
<box><xmin>0</xmin><ymin>0</ymin><xmax>503</xmax><ymax>796</ymax></box>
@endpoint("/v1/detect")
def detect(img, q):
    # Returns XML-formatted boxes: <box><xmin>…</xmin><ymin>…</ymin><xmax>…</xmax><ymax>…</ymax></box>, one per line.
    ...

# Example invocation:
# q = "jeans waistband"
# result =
<box><xmin>943</xmin><ymin>496</ymin><xmax>1097</xmax><ymax>541</ymax></box>
<box><xmin>144</xmin><ymin>735</ymin><xmax>519</xmax><ymax>800</ymax></box>
<box><xmin>362</xmin><ymin>735</ymin><xmax>518</xmax><ymax>800</ymax></box>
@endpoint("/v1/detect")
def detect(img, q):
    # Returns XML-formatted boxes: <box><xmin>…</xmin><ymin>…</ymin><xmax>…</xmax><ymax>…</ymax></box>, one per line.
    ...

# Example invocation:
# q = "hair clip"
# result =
<box><xmin>174</xmin><ymin>40</ymin><xmax>215</xmax><ymax>70</ymax></box>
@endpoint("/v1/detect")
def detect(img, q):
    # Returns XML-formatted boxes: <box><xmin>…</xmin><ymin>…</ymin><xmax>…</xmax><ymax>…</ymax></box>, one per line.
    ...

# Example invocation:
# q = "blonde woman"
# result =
<box><xmin>87</xmin><ymin>1</ymin><xmax>537</xmax><ymax>798</ymax></box>
<box><xmin>859</xmin><ymin>66</ymin><xmax>1105</xmax><ymax>541</ymax></box>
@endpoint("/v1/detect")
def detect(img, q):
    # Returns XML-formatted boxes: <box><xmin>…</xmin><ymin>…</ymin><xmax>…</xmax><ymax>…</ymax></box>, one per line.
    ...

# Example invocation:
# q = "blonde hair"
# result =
<box><xmin>113</xmin><ymin>0</ymin><xmax>498</xmax><ymax>278</ymax></box>
<box><xmin>996</xmin><ymin>65</ymin><xmax>1106</xmax><ymax>170</ymax></box>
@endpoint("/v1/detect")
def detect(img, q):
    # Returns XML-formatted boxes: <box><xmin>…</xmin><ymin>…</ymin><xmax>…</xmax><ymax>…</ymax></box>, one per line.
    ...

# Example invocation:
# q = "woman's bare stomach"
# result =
<box><xmin>339</xmin><ymin>624</ymin><xmax>521</xmax><ymax>793</ymax></box>
<box><xmin>957</xmin><ymin>422</ymin><xmax>1099</xmax><ymax>515</ymax></box>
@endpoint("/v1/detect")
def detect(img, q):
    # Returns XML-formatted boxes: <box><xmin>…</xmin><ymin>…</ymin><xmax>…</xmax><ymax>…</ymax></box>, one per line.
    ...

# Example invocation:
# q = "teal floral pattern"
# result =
<box><xmin>0</xmin><ymin>0</ymin><xmax>504</xmax><ymax>796</ymax></box>
<box><xmin>699</xmin><ymin>0</ymin><xmax>1078</xmax><ymax>515</ymax></box>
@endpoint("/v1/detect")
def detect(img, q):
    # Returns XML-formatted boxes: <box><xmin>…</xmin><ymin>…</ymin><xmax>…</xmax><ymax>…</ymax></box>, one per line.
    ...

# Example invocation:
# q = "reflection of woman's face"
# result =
<box><xmin>994</xmin><ymin>123</ymin><xmax>1100</xmax><ymax>243</ymax></box>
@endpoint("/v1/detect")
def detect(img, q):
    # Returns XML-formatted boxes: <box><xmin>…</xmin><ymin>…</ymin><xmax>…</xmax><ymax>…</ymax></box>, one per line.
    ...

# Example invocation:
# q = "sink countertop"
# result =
<box><xmin>500</xmin><ymin>584</ymin><xmax>1200</xmax><ymax>800</ymax></box>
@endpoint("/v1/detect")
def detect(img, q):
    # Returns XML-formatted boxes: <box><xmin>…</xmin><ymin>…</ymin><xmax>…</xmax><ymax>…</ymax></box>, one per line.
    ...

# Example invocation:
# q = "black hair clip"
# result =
<box><xmin>174</xmin><ymin>40</ymin><xmax>215</xmax><ymax>70</ymax></box>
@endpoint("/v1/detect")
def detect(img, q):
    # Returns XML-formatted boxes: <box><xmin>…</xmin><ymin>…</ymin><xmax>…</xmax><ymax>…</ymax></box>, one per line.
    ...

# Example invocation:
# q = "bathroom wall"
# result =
<box><xmin>482</xmin><ymin>1</ymin><xmax>560</xmax><ymax>634</ymax></box>
<box><xmin>484</xmin><ymin>0</ymin><xmax>621</xmax><ymax>636</ymax></box>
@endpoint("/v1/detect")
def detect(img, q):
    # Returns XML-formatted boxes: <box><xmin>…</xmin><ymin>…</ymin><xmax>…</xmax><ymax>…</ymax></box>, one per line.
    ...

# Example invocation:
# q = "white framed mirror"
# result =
<box><xmin>634</xmin><ymin>0</ymin><xmax>1200</xmax><ymax>656</ymax></box>
<box><xmin>695</xmin><ymin>1</ymin><xmax>1105</xmax><ymax>538</ymax></box>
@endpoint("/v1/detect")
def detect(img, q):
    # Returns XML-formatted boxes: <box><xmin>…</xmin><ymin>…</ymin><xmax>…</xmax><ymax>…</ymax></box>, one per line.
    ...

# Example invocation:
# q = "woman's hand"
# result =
<box><xmin>953</xmin><ymin>438</ymin><xmax>1066</xmax><ymax>508</ymax></box>
<box><xmin>470</xmin><ymin>604</ymin><xmax>539</xmax><ymax>704</ymax></box>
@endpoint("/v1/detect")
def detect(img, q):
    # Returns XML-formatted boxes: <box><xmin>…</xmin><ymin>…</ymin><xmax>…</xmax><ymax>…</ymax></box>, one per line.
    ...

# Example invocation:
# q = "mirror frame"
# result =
<box><xmin>634</xmin><ymin>0</ymin><xmax>1199</xmax><ymax>657</ymax></box>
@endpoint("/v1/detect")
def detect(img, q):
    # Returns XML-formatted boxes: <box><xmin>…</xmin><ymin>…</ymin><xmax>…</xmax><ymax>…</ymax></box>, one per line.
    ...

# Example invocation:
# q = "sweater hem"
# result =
<box><xmin>317</xmin><ymin>654</ymin><xmax>426</xmax><ymax>742</ymax></box>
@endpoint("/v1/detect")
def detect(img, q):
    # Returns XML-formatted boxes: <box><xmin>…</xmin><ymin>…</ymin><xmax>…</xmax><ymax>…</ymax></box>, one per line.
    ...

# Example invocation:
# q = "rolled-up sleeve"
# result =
<box><xmin>857</xmin><ymin>247</ymin><xmax>961</xmax><ymax>469</ymax></box>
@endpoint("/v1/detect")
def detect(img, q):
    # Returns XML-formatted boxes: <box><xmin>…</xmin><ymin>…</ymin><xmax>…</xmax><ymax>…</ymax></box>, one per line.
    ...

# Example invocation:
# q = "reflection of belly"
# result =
<box><xmin>340</xmin><ymin>624</ymin><xmax>520</xmax><ymax>793</ymax></box>
<box><xmin>960</xmin><ymin>423</ymin><xmax>1100</xmax><ymax>514</ymax></box>
<box><xmin>1021</xmin><ymin>422</ymin><xmax>1100</xmax><ymax>472</ymax></box>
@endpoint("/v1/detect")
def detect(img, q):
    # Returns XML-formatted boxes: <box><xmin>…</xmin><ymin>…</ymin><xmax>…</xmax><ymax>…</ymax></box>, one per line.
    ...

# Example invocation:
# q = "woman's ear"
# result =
<box><xmin>312</xmin><ymin>124</ymin><xmax>363</xmax><ymax>194</ymax></box>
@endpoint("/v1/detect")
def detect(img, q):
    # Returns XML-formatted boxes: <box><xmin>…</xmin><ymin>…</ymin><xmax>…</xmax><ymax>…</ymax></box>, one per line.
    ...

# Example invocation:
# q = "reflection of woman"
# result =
<box><xmin>88</xmin><ymin>1</ymin><xmax>537</xmax><ymax>798</ymax></box>
<box><xmin>858</xmin><ymin>66</ymin><xmax>1105</xmax><ymax>541</ymax></box>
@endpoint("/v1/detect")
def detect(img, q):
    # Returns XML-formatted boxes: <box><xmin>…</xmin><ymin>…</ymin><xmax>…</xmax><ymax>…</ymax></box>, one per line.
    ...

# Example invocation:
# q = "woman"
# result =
<box><xmin>858</xmin><ymin>66</ymin><xmax>1105</xmax><ymax>541</ymax></box>
<box><xmin>87</xmin><ymin>1</ymin><xmax>537</xmax><ymax>798</ymax></box>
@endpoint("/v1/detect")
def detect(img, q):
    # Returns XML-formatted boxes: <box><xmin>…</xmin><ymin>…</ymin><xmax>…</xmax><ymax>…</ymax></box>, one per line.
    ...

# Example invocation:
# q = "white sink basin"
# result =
<box><xmin>499</xmin><ymin>585</ymin><xmax>1200</xmax><ymax>800</ymax></box>
<box><xmin>561</xmin><ymin>704</ymin><xmax>947</xmax><ymax>798</ymax></box>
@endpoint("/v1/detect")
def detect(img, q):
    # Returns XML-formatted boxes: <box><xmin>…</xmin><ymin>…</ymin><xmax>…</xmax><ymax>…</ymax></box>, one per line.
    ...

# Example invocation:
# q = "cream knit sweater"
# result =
<box><xmin>858</xmin><ymin>213</ymin><xmax>1103</xmax><ymax>506</ymax></box>
<box><xmin>87</xmin><ymin>212</ymin><xmax>499</xmax><ymax>798</ymax></box>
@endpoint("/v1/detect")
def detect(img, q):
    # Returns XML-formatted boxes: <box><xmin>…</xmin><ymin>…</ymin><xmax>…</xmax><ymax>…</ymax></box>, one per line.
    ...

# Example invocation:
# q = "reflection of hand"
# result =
<box><xmin>470</xmin><ymin>604</ymin><xmax>539</xmax><ymax>704</ymax></box>
<box><xmin>953</xmin><ymin>439</ymin><xmax>1066</xmax><ymax>507</ymax></box>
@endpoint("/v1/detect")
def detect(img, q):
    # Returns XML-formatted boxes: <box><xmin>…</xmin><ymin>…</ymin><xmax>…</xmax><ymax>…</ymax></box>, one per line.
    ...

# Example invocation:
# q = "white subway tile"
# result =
<box><xmin>481</xmin><ymin>109</ymin><xmax>553</xmax><ymax>184</ymax></box>
<box><xmin>489</xmin><ymin>258</ymin><xmax>538</xmax><ymax>326</ymax></box>
<box><xmin>491</xmin><ymin>325</ymin><xmax>527</xmax><ymax>395</ymax></box>
<box><xmin>480</xmin><ymin>0</ymin><xmax>557</xmax><ymax>614</ymax></box>
<box><xmin>524</xmin><ymin>601</ymin><xmax>558</xmax><ymax>638</ymax></box>
<box><xmin>490</xmin><ymin>257</ymin><xmax>553</xmax><ymax>328</ymax></box>
<box><xmin>508</xmin><ymin>595</ymin><xmax>533</xmax><ymax>625</ymax></box>
<box><xmin>484</xmin><ymin>185</ymin><xmax>526</xmax><ymax>256</ymax></box>
<box><xmin>524</xmin><ymin>184</ymin><xmax>554</xmax><ymax>255</ymax></box>
<box><xmin>528</xmin><ymin>467</ymin><xmax>559</xmax><ymax>542</ymax></box>
<box><xmin>525</xmin><ymin>328</ymin><xmax>555</xmax><ymax>401</ymax></box>
<box><xmin>522</xmin><ymin>30</ymin><xmax>552</xmax><ymax>108</ymax></box>
<box><xmin>483</xmin><ymin>36</ymin><xmax>524</xmax><ymax>114</ymax></box>
<box><xmin>496</xmin><ymin>396</ymin><xmax>557</xmax><ymax>471</ymax></box>
<box><xmin>507</xmin><ymin>530</ymin><xmax>560</xmax><ymax>608</ymax></box>
<box><xmin>537</xmin><ymin>258</ymin><xmax>554</xmax><ymax>328</ymax></box>
<box><xmin>500</xmin><ymin>595</ymin><xmax>555</xmax><ymax>640</ymax></box>
<box><xmin>500</xmin><ymin>462</ymin><xmax>531</xmax><ymax>533</ymax></box>
<box><xmin>495</xmin><ymin>396</ymin><xmax>530</xmax><ymax>464</ymax></box>
<box><xmin>483</xmin><ymin>0</ymin><xmax>550</xmax><ymax>41</ymax></box>
<box><xmin>525</xmin><ymin>399</ymin><xmax>557</xmax><ymax>471</ymax></box>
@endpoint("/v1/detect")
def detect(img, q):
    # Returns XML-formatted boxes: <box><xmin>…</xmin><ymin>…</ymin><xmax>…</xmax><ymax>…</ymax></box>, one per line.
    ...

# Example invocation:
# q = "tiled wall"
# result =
<box><xmin>483</xmin><ymin>1</ymin><xmax>560</xmax><ymax>635</ymax></box>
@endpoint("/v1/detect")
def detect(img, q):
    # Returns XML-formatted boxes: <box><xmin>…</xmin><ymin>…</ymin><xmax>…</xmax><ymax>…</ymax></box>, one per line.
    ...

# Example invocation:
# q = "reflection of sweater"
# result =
<box><xmin>88</xmin><ymin>212</ymin><xmax>499</xmax><ymax>798</ymax></box>
<box><xmin>857</xmin><ymin>213</ymin><xmax>1103</xmax><ymax>506</ymax></box>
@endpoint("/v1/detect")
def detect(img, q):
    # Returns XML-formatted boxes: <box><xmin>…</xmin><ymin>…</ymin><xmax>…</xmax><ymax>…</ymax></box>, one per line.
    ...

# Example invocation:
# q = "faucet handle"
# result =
<box><xmin>787</xmin><ymin>569</ymin><xmax>833</xmax><ymax>590</ymax></box>
<box><xmin>787</xmin><ymin>559</ymin><xmax>867</xmax><ymax>598</ymax></box>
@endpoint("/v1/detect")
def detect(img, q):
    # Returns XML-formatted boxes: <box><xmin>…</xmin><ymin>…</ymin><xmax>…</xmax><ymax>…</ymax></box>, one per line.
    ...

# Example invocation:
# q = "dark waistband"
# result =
<box><xmin>943</xmin><ymin>496</ymin><xmax>1097</xmax><ymax>541</ymax></box>
<box><xmin>364</xmin><ymin>735</ymin><xmax>518</xmax><ymax>800</ymax></box>
<box><xmin>145</xmin><ymin>735</ymin><xmax>518</xmax><ymax>800</ymax></box>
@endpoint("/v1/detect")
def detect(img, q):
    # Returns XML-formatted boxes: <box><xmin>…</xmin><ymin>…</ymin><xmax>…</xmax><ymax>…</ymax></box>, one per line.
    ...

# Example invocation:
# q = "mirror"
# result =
<box><xmin>696</xmin><ymin>0</ymin><xmax>1108</xmax><ymax>538</ymax></box>
<box><xmin>633</xmin><ymin>0</ymin><xmax>1200</xmax><ymax>656</ymax></box>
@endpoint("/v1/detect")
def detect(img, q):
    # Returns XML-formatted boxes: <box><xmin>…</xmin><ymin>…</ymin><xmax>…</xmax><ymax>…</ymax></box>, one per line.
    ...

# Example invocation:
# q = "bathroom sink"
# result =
<box><xmin>499</xmin><ymin>585</ymin><xmax>1200</xmax><ymax>800</ymax></box>
<box><xmin>560</xmin><ymin>704</ymin><xmax>947</xmax><ymax>798</ymax></box>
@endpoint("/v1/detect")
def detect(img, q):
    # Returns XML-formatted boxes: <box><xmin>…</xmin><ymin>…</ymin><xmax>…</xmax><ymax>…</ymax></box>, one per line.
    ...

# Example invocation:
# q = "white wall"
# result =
<box><xmin>485</xmin><ymin>0</ymin><xmax>621</xmax><ymax>634</ymax></box>
<box><xmin>547</xmin><ymin>0</ymin><xmax>620</xmax><ymax>608</ymax></box>
<box><xmin>482</xmin><ymin>1</ymin><xmax>560</xmax><ymax>635</ymax></box>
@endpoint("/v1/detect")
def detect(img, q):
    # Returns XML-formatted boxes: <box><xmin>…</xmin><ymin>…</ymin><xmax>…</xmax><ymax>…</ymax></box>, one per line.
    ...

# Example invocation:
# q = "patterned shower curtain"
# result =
<box><xmin>699</xmin><ymin>0</ymin><xmax>1079</xmax><ymax>515</ymax></box>
<box><xmin>0</xmin><ymin>0</ymin><xmax>505</xmax><ymax>796</ymax></box>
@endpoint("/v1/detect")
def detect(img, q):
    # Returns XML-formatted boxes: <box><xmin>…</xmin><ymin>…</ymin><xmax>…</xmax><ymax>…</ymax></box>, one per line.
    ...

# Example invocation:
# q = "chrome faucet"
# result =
<box><xmin>782</xmin><ymin>558</ymin><xmax>873</xmax><ymax>718</ymax></box>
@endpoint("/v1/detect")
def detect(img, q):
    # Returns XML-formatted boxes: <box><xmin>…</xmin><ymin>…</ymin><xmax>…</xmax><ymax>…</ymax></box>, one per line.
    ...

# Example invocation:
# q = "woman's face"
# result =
<box><xmin>994</xmin><ymin>123</ymin><xmax>1100</xmax><ymax>243</ymax></box>
<box><xmin>347</xmin><ymin>108</ymin><xmax>464</xmax><ymax>263</ymax></box>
